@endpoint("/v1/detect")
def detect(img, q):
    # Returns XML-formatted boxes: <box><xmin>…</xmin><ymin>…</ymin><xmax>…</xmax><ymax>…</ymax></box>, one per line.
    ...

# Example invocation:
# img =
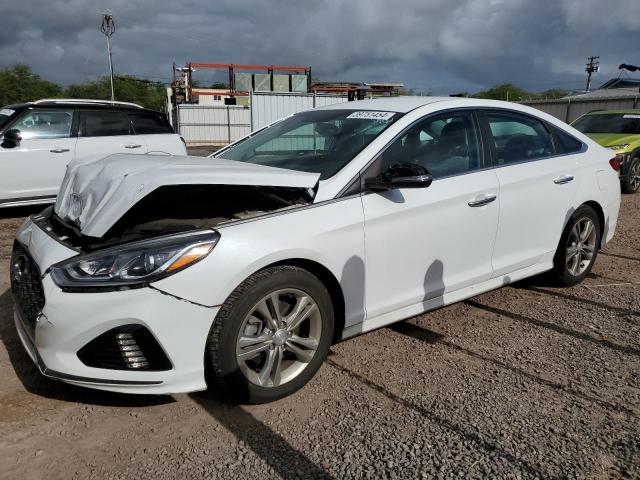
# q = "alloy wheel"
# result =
<box><xmin>565</xmin><ymin>217</ymin><xmax>597</xmax><ymax>276</ymax></box>
<box><xmin>235</xmin><ymin>288</ymin><xmax>322</xmax><ymax>388</ymax></box>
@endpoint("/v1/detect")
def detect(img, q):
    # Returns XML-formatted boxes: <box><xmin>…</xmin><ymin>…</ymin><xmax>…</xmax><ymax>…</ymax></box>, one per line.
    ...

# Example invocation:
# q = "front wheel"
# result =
<box><xmin>205</xmin><ymin>265</ymin><xmax>334</xmax><ymax>404</ymax></box>
<box><xmin>621</xmin><ymin>157</ymin><xmax>640</xmax><ymax>194</ymax></box>
<box><xmin>551</xmin><ymin>205</ymin><xmax>601</xmax><ymax>287</ymax></box>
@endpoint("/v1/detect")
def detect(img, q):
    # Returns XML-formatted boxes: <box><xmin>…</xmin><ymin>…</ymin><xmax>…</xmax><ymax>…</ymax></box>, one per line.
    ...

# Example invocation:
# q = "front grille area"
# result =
<box><xmin>77</xmin><ymin>325</ymin><xmax>172</xmax><ymax>371</ymax></box>
<box><xmin>10</xmin><ymin>242</ymin><xmax>45</xmax><ymax>333</ymax></box>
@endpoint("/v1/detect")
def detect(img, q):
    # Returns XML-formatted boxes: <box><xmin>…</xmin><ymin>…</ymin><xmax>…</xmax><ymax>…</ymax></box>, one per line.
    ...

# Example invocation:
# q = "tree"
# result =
<box><xmin>0</xmin><ymin>64</ymin><xmax>63</xmax><ymax>106</ymax></box>
<box><xmin>66</xmin><ymin>75</ymin><xmax>167</xmax><ymax>110</ymax></box>
<box><xmin>472</xmin><ymin>84</ymin><xmax>531</xmax><ymax>102</ymax></box>
<box><xmin>210</xmin><ymin>82</ymin><xmax>229</xmax><ymax>89</ymax></box>
<box><xmin>537</xmin><ymin>88</ymin><xmax>569</xmax><ymax>99</ymax></box>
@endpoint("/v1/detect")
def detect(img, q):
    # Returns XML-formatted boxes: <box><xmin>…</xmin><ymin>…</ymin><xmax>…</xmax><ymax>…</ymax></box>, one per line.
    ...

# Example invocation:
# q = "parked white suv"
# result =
<box><xmin>11</xmin><ymin>97</ymin><xmax>621</xmax><ymax>403</ymax></box>
<box><xmin>0</xmin><ymin>99</ymin><xmax>186</xmax><ymax>208</ymax></box>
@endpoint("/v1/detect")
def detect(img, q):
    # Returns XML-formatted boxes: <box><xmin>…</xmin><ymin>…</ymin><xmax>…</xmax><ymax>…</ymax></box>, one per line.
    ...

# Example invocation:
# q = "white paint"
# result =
<box><xmin>54</xmin><ymin>154</ymin><xmax>320</xmax><ymax>237</ymax></box>
<box><xmin>14</xmin><ymin>96</ymin><xmax>622</xmax><ymax>395</ymax></box>
<box><xmin>0</xmin><ymin>117</ymin><xmax>185</xmax><ymax>207</ymax></box>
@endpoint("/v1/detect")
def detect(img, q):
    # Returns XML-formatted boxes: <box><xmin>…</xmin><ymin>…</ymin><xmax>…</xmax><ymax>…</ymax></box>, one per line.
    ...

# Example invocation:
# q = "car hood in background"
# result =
<box><xmin>584</xmin><ymin>133</ymin><xmax>640</xmax><ymax>149</ymax></box>
<box><xmin>54</xmin><ymin>154</ymin><xmax>320</xmax><ymax>238</ymax></box>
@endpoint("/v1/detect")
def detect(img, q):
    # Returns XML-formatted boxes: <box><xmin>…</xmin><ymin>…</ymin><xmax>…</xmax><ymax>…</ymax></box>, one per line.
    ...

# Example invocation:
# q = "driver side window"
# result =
<box><xmin>378</xmin><ymin>111</ymin><xmax>481</xmax><ymax>179</ymax></box>
<box><xmin>13</xmin><ymin>109</ymin><xmax>73</xmax><ymax>140</ymax></box>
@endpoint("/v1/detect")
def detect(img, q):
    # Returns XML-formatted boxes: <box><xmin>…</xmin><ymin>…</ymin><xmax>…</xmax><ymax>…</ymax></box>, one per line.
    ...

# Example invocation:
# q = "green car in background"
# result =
<box><xmin>572</xmin><ymin>110</ymin><xmax>640</xmax><ymax>193</ymax></box>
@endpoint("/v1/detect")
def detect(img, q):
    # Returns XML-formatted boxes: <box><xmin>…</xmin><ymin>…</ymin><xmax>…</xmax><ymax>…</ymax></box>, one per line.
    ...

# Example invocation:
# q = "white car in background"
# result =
<box><xmin>11</xmin><ymin>97</ymin><xmax>620</xmax><ymax>403</ymax></box>
<box><xmin>0</xmin><ymin>99</ymin><xmax>186</xmax><ymax>208</ymax></box>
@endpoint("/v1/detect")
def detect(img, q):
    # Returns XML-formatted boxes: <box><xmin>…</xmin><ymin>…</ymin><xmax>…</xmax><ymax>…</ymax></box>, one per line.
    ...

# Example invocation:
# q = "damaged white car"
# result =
<box><xmin>11</xmin><ymin>98</ymin><xmax>621</xmax><ymax>403</ymax></box>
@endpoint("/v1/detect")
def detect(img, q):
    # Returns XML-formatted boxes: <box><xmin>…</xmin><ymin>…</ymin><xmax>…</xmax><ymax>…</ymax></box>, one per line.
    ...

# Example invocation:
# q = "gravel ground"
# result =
<box><xmin>0</xmin><ymin>195</ymin><xmax>638</xmax><ymax>480</ymax></box>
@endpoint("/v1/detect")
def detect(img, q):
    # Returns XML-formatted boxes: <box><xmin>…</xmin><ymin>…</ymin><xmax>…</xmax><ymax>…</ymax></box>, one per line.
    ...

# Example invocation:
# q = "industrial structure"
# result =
<box><xmin>170</xmin><ymin>62</ymin><xmax>404</xmax><ymax>107</ymax></box>
<box><xmin>171</xmin><ymin>63</ymin><xmax>311</xmax><ymax>106</ymax></box>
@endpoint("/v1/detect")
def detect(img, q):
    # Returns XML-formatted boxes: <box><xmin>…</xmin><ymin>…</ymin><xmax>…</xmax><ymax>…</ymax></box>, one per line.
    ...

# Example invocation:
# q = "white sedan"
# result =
<box><xmin>11</xmin><ymin>97</ymin><xmax>621</xmax><ymax>403</ymax></box>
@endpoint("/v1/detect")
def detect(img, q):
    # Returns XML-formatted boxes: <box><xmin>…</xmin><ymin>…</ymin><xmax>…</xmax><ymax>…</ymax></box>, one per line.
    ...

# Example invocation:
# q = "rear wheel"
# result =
<box><xmin>621</xmin><ymin>157</ymin><xmax>640</xmax><ymax>194</ymax></box>
<box><xmin>205</xmin><ymin>265</ymin><xmax>334</xmax><ymax>403</ymax></box>
<box><xmin>551</xmin><ymin>205</ymin><xmax>600</xmax><ymax>286</ymax></box>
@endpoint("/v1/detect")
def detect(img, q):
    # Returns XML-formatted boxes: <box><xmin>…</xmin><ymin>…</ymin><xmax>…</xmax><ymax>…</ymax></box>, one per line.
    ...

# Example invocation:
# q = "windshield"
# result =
<box><xmin>0</xmin><ymin>108</ymin><xmax>17</xmax><ymax>131</ymax></box>
<box><xmin>216</xmin><ymin>109</ymin><xmax>402</xmax><ymax>179</ymax></box>
<box><xmin>573</xmin><ymin>113</ymin><xmax>640</xmax><ymax>134</ymax></box>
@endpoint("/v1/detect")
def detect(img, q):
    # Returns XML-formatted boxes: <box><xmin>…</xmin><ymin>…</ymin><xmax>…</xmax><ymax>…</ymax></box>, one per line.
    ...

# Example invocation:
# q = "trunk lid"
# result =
<box><xmin>54</xmin><ymin>153</ymin><xmax>320</xmax><ymax>238</ymax></box>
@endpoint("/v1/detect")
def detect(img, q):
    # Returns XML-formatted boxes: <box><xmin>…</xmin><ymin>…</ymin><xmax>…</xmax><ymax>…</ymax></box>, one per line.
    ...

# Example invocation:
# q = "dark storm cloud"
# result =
<box><xmin>2</xmin><ymin>0</ymin><xmax>639</xmax><ymax>93</ymax></box>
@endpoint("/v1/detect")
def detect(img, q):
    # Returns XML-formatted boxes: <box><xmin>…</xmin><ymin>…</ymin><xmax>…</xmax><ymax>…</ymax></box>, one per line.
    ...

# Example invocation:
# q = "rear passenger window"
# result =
<box><xmin>486</xmin><ymin>112</ymin><xmax>553</xmax><ymax>164</ymax></box>
<box><xmin>129</xmin><ymin>112</ymin><xmax>173</xmax><ymax>134</ymax></box>
<box><xmin>83</xmin><ymin>111</ymin><xmax>131</xmax><ymax>137</ymax></box>
<box><xmin>549</xmin><ymin>125</ymin><xmax>584</xmax><ymax>154</ymax></box>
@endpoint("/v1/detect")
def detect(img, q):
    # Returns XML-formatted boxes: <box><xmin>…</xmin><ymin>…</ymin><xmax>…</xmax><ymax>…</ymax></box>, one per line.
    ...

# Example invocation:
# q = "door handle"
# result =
<box><xmin>50</xmin><ymin>148</ymin><xmax>70</xmax><ymax>153</ymax></box>
<box><xmin>553</xmin><ymin>175</ymin><xmax>574</xmax><ymax>184</ymax></box>
<box><xmin>468</xmin><ymin>194</ymin><xmax>497</xmax><ymax>207</ymax></box>
<box><xmin>125</xmin><ymin>144</ymin><xmax>143</xmax><ymax>149</ymax></box>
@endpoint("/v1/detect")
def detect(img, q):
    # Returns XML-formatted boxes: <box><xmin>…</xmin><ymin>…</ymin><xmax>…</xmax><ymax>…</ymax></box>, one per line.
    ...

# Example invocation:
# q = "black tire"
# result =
<box><xmin>621</xmin><ymin>156</ymin><xmax>640</xmax><ymax>194</ymax></box>
<box><xmin>205</xmin><ymin>265</ymin><xmax>334</xmax><ymax>404</ymax></box>
<box><xmin>551</xmin><ymin>205</ymin><xmax>601</xmax><ymax>287</ymax></box>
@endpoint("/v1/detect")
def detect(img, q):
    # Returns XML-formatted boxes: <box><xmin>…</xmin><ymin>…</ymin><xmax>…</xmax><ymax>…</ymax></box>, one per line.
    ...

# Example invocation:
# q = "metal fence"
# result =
<box><xmin>521</xmin><ymin>94</ymin><xmax>640</xmax><ymax>123</ymax></box>
<box><xmin>175</xmin><ymin>105</ymin><xmax>251</xmax><ymax>146</ymax></box>
<box><xmin>250</xmin><ymin>92</ymin><xmax>348</xmax><ymax>130</ymax></box>
<box><xmin>174</xmin><ymin>92</ymin><xmax>348</xmax><ymax>145</ymax></box>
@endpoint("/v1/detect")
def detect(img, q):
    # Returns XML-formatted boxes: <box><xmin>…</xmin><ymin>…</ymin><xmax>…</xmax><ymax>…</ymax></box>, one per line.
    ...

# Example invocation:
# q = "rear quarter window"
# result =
<box><xmin>548</xmin><ymin>124</ymin><xmax>584</xmax><ymax>154</ymax></box>
<box><xmin>129</xmin><ymin>112</ymin><xmax>173</xmax><ymax>134</ymax></box>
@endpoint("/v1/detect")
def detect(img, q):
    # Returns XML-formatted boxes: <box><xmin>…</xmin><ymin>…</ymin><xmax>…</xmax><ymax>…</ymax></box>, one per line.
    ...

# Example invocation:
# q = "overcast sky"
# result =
<box><xmin>2</xmin><ymin>0</ymin><xmax>639</xmax><ymax>94</ymax></box>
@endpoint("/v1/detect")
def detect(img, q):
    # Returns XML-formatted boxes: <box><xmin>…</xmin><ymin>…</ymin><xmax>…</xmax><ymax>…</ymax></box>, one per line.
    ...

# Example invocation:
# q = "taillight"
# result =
<box><xmin>609</xmin><ymin>157</ymin><xmax>622</xmax><ymax>172</ymax></box>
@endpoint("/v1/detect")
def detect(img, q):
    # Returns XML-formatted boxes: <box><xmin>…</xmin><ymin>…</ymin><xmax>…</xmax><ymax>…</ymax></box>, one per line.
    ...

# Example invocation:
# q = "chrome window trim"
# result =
<box><xmin>478</xmin><ymin>107</ymin><xmax>588</xmax><ymax>168</ymax></box>
<box><xmin>337</xmin><ymin>107</ymin><xmax>487</xmax><ymax>198</ymax></box>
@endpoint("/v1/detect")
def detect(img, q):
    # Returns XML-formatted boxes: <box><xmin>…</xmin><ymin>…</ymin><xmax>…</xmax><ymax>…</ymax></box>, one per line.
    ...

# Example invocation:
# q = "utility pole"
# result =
<box><xmin>585</xmin><ymin>56</ymin><xmax>600</xmax><ymax>92</ymax></box>
<box><xmin>101</xmin><ymin>11</ymin><xmax>116</xmax><ymax>101</ymax></box>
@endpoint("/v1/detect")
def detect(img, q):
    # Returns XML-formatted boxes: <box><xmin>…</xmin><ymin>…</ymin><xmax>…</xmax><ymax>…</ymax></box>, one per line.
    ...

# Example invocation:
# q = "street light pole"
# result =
<box><xmin>101</xmin><ymin>11</ymin><xmax>116</xmax><ymax>102</ymax></box>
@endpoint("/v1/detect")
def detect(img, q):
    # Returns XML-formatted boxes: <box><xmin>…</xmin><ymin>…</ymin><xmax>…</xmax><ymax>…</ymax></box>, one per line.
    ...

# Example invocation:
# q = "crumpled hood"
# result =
<box><xmin>55</xmin><ymin>153</ymin><xmax>320</xmax><ymax>238</ymax></box>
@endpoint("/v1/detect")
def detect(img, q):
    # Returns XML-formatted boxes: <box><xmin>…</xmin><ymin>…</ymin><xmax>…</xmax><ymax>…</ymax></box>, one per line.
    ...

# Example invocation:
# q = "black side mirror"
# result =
<box><xmin>364</xmin><ymin>161</ymin><xmax>433</xmax><ymax>191</ymax></box>
<box><xmin>2</xmin><ymin>128</ymin><xmax>22</xmax><ymax>148</ymax></box>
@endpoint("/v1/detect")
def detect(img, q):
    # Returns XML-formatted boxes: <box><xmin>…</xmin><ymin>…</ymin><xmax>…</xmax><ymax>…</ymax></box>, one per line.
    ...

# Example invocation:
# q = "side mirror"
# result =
<box><xmin>2</xmin><ymin>128</ymin><xmax>22</xmax><ymax>148</ymax></box>
<box><xmin>364</xmin><ymin>161</ymin><xmax>433</xmax><ymax>191</ymax></box>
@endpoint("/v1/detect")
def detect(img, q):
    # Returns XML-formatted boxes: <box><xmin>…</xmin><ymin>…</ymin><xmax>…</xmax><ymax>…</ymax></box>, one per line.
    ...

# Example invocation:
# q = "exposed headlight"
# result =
<box><xmin>50</xmin><ymin>230</ymin><xmax>220</xmax><ymax>289</ymax></box>
<box><xmin>607</xmin><ymin>144</ymin><xmax>630</xmax><ymax>151</ymax></box>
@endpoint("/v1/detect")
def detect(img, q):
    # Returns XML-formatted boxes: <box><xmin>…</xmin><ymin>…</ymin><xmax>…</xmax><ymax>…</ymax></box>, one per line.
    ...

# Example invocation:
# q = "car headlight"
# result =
<box><xmin>50</xmin><ymin>230</ymin><xmax>220</xmax><ymax>289</ymax></box>
<box><xmin>607</xmin><ymin>144</ymin><xmax>630</xmax><ymax>151</ymax></box>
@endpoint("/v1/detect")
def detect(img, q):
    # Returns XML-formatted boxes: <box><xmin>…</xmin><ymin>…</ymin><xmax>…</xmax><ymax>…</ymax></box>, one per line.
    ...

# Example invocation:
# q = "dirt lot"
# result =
<box><xmin>0</xmin><ymin>194</ymin><xmax>638</xmax><ymax>480</ymax></box>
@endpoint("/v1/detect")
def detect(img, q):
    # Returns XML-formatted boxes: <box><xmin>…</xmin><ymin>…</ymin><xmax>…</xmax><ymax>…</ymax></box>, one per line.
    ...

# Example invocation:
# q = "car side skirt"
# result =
<box><xmin>0</xmin><ymin>195</ymin><xmax>56</xmax><ymax>209</ymax></box>
<box><xmin>342</xmin><ymin>253</ymin><xmax>555</xmax><ymax>340</ymax></box>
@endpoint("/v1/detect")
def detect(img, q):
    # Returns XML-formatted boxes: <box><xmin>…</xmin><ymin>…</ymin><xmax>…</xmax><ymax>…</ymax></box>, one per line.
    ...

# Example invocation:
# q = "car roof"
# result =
<box><xmin>3</xmin><ymin>99</ymin><xmax>161</xmax><ymax>114</ymax></box>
